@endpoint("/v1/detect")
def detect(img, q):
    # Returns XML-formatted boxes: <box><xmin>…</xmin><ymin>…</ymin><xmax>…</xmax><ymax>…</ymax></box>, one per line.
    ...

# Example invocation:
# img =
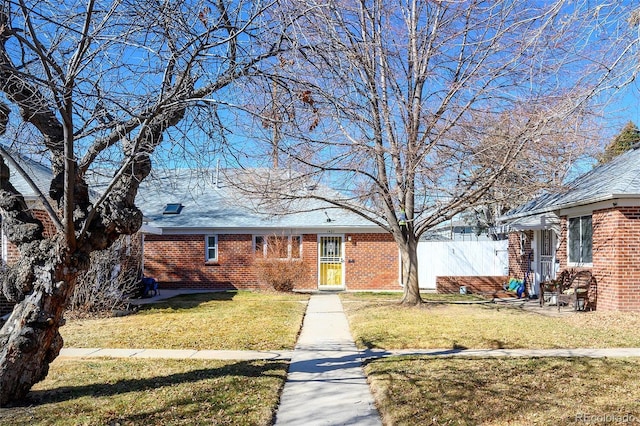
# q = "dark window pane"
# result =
<box><xmin>206</xmin><ymin>236</ymin><xmax>217</xmax><ymax>261</ymax></box>
<box><xmin>254</xmin><ymin>236</ymin><xmax>264</xmax><ymax>256</ymax></box>
<box><xmin>568</xmin><ymin>217</ymin><xmax>580</xmax><ymax>263</ymax></box>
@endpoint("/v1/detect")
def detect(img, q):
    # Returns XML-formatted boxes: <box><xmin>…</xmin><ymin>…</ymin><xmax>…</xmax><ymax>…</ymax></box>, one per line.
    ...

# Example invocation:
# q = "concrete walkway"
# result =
<box><xmin>273</xmin><ymin>293</ymin><xmax>382</xmax><ymax>426</ymax></box>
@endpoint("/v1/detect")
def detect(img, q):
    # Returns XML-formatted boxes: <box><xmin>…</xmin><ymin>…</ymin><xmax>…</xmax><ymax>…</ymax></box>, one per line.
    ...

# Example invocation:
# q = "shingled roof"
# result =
<box><xmin>502</xmin><ymin>144</ymin><xmax>640</xmax><ymax>222</ymax></box>
<box><xmin>136</xmin><ymin>168</ymin><xmax>382</xmax><ymax>232</ymax></box>
<box><xmin>1</xmin><ymin>148</ymin><xmax>52</xmax><ymax>200</ymax></box>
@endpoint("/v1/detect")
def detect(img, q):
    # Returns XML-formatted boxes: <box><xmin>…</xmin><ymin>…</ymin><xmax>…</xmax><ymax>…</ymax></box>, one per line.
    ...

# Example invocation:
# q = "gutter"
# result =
<box><xmin>140</xmin><ymin>224</ymin><xmax>162</xmax><ymax>235</ymax></box>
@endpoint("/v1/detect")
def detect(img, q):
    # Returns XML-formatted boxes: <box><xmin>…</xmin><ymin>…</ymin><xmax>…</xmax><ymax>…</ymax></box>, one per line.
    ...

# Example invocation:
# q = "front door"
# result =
<box><xmin>318</xmin><ymin>235</ymin><xmax>345</xmax><ymax>289</ymax></box>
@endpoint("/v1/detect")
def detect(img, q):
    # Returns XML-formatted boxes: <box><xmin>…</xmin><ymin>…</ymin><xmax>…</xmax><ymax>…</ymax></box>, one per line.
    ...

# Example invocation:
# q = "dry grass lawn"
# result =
<box><xmin>341</xmin><ymin>293</ymin><xmax>640</xmax><ymax>349</ymax></box>
<box><xmin>366</xmin><ymin>356</ymin><xmax>640</xmax><ymax>425</ymax></box>
<box><xmin>0</xmin><ymin>358</ymin><xmax>287</xmax><ymax>426</ymax></box>
<box><xmin>61</xmin><ymin>291</ymin><xmax>309</xmax><ymax>350</ymax></box>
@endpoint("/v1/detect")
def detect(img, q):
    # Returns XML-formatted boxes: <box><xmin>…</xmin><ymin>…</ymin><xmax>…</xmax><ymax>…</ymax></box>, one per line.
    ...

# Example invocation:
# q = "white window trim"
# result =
<box><xmin>253</xmin><ymin>234</ymin><xmax>303</xmax><ymax>259</ymax></box>
<box><xmin>567</xmin><ymin>215</ymin><xmax>593</xmax><ymax>267</ymax></box>
<box><xmin>205</xmin><ymin>234</ymin><xmax>218</xmax><ymax>262</ymax></box>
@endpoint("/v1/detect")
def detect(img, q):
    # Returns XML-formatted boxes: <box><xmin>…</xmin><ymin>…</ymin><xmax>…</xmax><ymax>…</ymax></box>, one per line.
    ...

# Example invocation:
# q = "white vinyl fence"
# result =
<box><xmin>417</xmin><ymin>240</ymin><xmax>509</xmax><ymax>290</ymax></box>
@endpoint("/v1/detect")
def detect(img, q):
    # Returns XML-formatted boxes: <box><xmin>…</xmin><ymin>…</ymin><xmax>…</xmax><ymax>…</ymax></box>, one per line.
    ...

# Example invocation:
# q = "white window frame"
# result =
<box><xmin>205</xmin><ymin>235</ymin><xmax>218</xmax><ymax>262</ymax></box>
<box><xmin>253</xmin><ymin>234</ymin><xmax>302</xmax><ymax>259</ymax></box>
<box><xmin>567</xmin><ymin>215</ymin><xmax>593</xmax><ymax>266</ymax></box>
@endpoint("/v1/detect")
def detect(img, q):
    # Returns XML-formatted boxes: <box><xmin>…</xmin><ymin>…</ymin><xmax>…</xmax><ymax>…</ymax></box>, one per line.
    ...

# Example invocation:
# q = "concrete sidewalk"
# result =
<box><xmin>59</xmin><ymin>347</ymin><xmax>292</xmax><ymax>360</ymax></box>
<box><xmin>365</xmin><ymin>347</ymin><xmax>640</xmax><ymax>359</ymax></box>
<box><xmin>274</xmin><ymin>293</ymin><xmax>382</xmax><ymax>426</ymax></box>
<box><xmin>59</xmin><ymin>345</ymin><xmax>640</xmax><ymax>361</ymax></box>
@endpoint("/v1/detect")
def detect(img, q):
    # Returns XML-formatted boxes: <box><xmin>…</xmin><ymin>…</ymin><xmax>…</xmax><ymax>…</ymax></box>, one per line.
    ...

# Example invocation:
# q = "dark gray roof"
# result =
<box><xmin>503</xmin><ymin>144</ymin><xmax>640</xmax><ymax>220</ymax></box>
<box><xmin>136</xmin><ymin>168</ymin><xmax>382</xmax><ymax>232</ymax></box>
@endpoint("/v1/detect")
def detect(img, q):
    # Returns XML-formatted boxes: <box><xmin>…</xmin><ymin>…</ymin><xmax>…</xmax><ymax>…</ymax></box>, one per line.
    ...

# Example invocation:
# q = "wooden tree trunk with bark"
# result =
<box><xmin>399</xmin><ymin>232</ymin><xmax>422</xmax><ymax>305</ymax></box>
<box><xmin>0</xmin><ymin>257</ymin><xmax>76</xmax><ymax>406</ymax></box>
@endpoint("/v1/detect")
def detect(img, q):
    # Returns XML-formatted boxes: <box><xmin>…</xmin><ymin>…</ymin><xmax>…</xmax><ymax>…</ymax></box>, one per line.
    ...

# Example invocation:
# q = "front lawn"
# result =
<box><xmin>0</xmin><ymin>358</ymin><xmax>286</xmax><ymax>426</ymax></box>
<box><xmin>341</xmin><ymin>293</ymin><xmax>640</xmax><ymax>349</ymax></box>
<box><xmin>61</xmin><ymin>291</ymin><xmax>309</xmax><ymax>351</ymax></box>
<box><xmin>366</xmin><ymin>356</ymin><xmax>640</xmax><ymax>425</ymax></box>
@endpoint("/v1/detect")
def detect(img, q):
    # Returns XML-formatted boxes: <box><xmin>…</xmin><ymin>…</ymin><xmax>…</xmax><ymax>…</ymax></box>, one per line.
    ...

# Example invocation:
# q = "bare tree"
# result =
<box><xmin>237</xmin><ymin>0</ymin><xmax>637</xmax><ymax>304</ymax></box>
<box><xmin>465</xmin><ymin>106</ymin><xmax>604</xmax><ymax>236</ymax></box>
<box><xmin>0</xmin><ymin>0</ymin><xmax>286</xmax><ymax>405</ymax></box>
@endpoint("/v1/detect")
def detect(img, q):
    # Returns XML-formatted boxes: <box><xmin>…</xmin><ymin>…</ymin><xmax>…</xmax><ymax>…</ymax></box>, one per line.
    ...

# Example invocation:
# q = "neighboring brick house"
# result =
<box><xmin>138</xmin><ymin>169</ymin><xmax>400</xmax><ymax>291</ymax></box>
<box><xmin>499</xmin><ymin>144</ymin><xmax>640</xmax><ymax>311</ymax></box>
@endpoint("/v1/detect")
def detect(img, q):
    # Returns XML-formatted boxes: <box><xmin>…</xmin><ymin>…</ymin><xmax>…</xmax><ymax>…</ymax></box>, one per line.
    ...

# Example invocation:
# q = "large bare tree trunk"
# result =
<box><xmin>0</xmin><ymin>256</ymin><xmax>76</xmax><ymax>405</ymax></box>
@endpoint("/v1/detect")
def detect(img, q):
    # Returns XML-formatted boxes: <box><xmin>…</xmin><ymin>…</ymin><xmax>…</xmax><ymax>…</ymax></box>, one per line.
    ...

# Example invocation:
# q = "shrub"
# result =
<box><xmin>69</xmin><ymin>234</ymin><xmax>142</xmax><ymax>314</ymax></box>
<box><xmin>253</xmin><ymin>258</ymin><xmax>309</xmax><ymax>292</ymax></box>
<box><xmin>252</xmin><ymin>234</ymin><xmax>308</xmax><ymax>292</ymax></box>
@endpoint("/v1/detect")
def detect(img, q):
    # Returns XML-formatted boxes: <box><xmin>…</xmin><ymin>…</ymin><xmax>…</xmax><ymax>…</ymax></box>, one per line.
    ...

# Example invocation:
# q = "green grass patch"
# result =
<box><xmin>0</xmin><ymin>358</ymin><xmax>286</xmax><ymax>426</ymax></box>
<box><xmin>341</xmin><ymin>293</ymin><xmax>640</xmax><ymax>349</ymax></box>
<box><xmin>366</xmin><ymin>356</ymin><xmax>640</xmax><ymax>425</ymax></box>
<box><xmin>62</xmin><ymin>291</ymin><xmax>309</xmax><ymax>350</ymax></box>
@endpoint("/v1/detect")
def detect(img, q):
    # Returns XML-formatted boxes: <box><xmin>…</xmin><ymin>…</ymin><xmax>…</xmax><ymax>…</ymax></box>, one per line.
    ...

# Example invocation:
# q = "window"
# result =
<box><xmin>205</xmin><ymin>235</ymin><xmax>218</xmax><ymax>262</ymax></box>
<box><xmin>254</xmin><ymin>235</ymin><xmax>302</xmax><ymax>259</ymax></box>
<box><xmin>291</xmin><ymin>235</ymin><xmax>302</xmax><ymax>259</ymax></box>
<box><xmin>163</xmin><ymin>203</ymin><xmax>183</xmax><ymax>214</ymax></box>
<box><xmin>568</xmin><ymin>215</ymin><xmax>592</xmax><ymax>264</ymax></box>
<box><xmin>267</xmin><ymin>235</ymin><xmax>289</xmax><ymax>258</ymax></box>
<box><xmin>254</xmin><ymin>235</ymin><xmax>265</xmax><ymax>257</ymax></box>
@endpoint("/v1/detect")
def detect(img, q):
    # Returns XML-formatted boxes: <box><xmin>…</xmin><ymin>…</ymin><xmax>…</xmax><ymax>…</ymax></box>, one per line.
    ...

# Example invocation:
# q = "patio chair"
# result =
<box><xmin>540</xmin><ymin>269</ymin><xmax>571</xmax><ymax>307</ymax></box>
<box><xmin>557</xmin><ymin>270</ymin><xmax>595</xmax><ymax>311</ymax></box>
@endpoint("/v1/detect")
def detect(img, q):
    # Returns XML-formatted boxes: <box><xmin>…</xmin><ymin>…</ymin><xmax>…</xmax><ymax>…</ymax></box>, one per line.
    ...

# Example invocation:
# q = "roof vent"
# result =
<box><xmin>163</xmin><ymin>203</ymin><xmax>183</xmax><ymax>214</ymax></box>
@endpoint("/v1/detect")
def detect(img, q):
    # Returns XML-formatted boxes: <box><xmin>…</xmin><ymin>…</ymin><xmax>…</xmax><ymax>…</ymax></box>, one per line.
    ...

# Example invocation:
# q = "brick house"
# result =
<box><xmin>499</xmin><ymin>144</ymin><xmax>640</xmax><ymax>311</ymax></box>
<box><xmin>138</xmin><ymin>169</ymin><xmax>400</xmax><ymax>291</ymax></box>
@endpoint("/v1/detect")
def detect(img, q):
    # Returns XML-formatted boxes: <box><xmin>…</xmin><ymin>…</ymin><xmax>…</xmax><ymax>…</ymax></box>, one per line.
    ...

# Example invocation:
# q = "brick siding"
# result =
<box><xmin>591</xmin><ymin>207</ymin><xmax>640</xmax><ymax>311</ymax></box>
<box><xmin>144</xmin><ymin>232</ymin><xmax>400</xmax><ymax>291</ymax></box>
<box><xmin>344</xmin><ymin>233</ymin><xmax>399</xmax><ymax>290</ymax></box>
<box><xmin>436</xmin><ymin>276</ymin><xmax>509</xmax><ymax>294</ymax></box>
<box><xmin>507</xmin><ymin>206</ymin><xmax>640</xmax><ymax>311</ymax></box>
<box><xmin>508</xmin><ymin>231</ymin><xmax>533</xmax><ymax>280</ymax></box>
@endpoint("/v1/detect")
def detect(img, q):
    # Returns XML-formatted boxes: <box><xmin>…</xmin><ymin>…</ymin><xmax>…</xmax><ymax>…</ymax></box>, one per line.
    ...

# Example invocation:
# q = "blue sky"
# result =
<box><xmin>615</xmin><ymin>81</ymin><xmax>640</xmax><ymax>127</ymax></box>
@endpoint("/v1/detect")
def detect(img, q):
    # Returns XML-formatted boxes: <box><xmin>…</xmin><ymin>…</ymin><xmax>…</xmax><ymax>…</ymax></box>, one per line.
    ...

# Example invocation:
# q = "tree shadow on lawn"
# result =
<box><xmin>137</xmin><ymin>290</ymin><xmax>238</xmax><ymax>312</ymax></box>
<box><xmin>366</xmin><ymin>356</ymin><xmax>640</xmax><ymax>425</ymax></box>
<box><xmin>13</xmin><ymin>359</ymin><xmax>287</xmax><ymax>407</ymax></box>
